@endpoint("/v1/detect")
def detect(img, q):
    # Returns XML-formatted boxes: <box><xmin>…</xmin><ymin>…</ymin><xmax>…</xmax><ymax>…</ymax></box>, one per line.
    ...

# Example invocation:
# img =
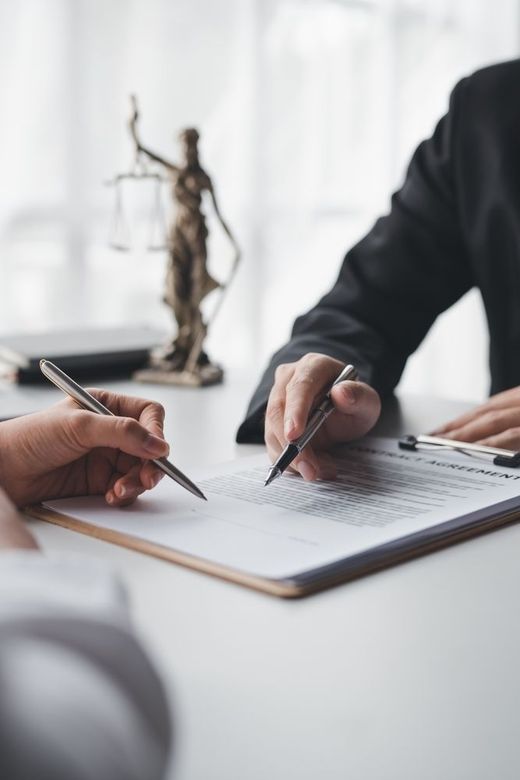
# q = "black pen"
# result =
<box><xmin>40</xmin><ymin>359</ymin><xmax>207</xmax><ymax>501</ymax></box>
<box><xmin>265</xmin><ymin>364</ymin><xmax>358</xmax><ymax>486</ymax></box>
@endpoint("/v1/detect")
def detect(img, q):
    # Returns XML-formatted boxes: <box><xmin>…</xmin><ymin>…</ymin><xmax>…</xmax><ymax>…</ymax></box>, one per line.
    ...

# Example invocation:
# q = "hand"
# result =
<box><xmin>265</xmin><ymin>353</ymin><xmax>381</xmax><ymax>481</ymax></box>
<box><xmin>0</xmin><ymin>487</ymin><xmax>38</xmax><ymax>549</ymax></box>
<box><xmin>0</xmin><ymin>390</ymin><xmax>170</xmax><ymax>508</ymax></box>
<box><xmin>433</xmin><ymin>386</ymin><xmax>520</xmax><ymax>449</ymax></box>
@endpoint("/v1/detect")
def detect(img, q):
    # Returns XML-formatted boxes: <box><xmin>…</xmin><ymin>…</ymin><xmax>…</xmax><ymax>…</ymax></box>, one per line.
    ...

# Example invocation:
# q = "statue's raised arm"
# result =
<box><xmin>129</xmin><ymin>95</ymin><xmax>179</xmax><ymax>174</ymax></box>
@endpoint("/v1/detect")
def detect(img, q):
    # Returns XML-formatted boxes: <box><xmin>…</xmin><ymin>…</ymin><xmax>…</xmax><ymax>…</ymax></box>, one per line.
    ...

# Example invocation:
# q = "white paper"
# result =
<box><xmin>44</xmin><ymin>437</ymin><xmax>520</xmax><ymax>580</ymax></box>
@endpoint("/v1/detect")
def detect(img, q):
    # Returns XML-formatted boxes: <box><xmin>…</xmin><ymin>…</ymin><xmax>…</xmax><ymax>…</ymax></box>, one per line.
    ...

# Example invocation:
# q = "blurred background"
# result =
<box><xmin>0</xmin><ymin>0</ymin><xmax>518</xmax><ymax>401</ymax></box>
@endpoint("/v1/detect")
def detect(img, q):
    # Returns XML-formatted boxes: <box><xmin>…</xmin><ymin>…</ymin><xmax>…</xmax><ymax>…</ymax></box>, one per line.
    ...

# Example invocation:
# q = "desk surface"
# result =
<box><xmin>9</xmin><ymin>377</ymin><xmax>520</xmax><ymax>780</ymax></box>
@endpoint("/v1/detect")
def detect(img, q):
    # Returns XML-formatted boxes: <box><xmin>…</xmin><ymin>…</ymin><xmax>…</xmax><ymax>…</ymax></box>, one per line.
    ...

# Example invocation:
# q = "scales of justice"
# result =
<box><xmin>106</xmin><ymin>95</ymin><xmax>240</xmax><ymax>386</ymax></box>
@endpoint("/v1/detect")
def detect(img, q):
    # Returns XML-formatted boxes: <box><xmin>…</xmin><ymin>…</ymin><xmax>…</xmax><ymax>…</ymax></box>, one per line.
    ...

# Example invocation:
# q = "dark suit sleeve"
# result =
<box><xmin>237</xmin><ymin>76</ymin><xmax>473</xmax><ymax>443</ymax></box>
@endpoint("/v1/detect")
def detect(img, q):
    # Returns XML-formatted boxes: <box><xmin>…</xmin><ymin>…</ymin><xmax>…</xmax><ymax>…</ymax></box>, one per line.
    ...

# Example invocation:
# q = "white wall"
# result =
<box><xmin>0</xmin><ymin>0</ymin><xmax>518</xmax><ymax>400</ymax></box>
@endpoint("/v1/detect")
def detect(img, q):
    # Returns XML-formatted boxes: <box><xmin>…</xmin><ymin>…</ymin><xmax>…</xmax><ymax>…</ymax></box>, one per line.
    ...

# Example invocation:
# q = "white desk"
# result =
<box><xmin>10</xmin><ymin>378</ymin><xmax>520</xmax><ymax>780</ymax></box>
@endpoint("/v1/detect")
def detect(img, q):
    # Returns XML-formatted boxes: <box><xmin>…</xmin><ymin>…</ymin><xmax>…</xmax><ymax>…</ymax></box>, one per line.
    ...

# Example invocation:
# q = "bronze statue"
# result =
<box><xmin>128</xmin><ymin>96</ymin><xmax>240</xmax><ymax>386</ymax></box>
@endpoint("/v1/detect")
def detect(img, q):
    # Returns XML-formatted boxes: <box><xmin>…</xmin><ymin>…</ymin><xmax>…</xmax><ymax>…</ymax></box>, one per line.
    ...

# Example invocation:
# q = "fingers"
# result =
<box><xmin>1</xmin><ymin>390</ymin><xmax>169</xmax><ymax>507</ymax></box>
<box><xmin>68</xmin><ymin>392</ymin><xmax>168</xmax><ymax>505</ymax></box>
<box><xmin>71</xmin><ymin>412</ymin><xmax>169</xmax><ymax>460</ymax></box>
<box><xmin>60</xmin><ymin>391</ymin><xmax>169</xmax><ymax>501</ymax></box>
<box><xmin>477</xmin><ymin>430</ymin><xmax>520</xmax><ymax>450</ymax></box>
<box><xmin>90</xmin><ymin>390</ymin><xmax>168</xmax><ymax>457</ymax></box>
<box><xmin>106</xmin><ymin>460</ymin><xmax>166</xmax><ymax>507</ymax></box>
<box><xmin>281</xmin><ymin>355</ymin><xmax>345</xmax><ymax>440</ymax></box>
<box><xmin>84</xmin><ymin>389</ymin><xmax>163</xmax><ymax>424</ymax></box>
<box><xmin>140</xmin><ymin>461</ymin><xmax>166</xmax><ymax>490</ymax></box>
<box><xmin>138</xmin><ymin>400</ymin><xmax>166</xmax><ymax>440</ymax></box>
<box><xmin>434</xmin><ymin>408</ymin><xmax>483</xmax><ymax>435</ymax></box>
<box><xmin>107</xmin><ymin>462</ymin><xmax>165</xmax><ymax>503</ymax></box>
<box><xmin>266</xmin><ymin>356</ymin><xmax>343</xmax><ymax>481</ymax></box>
<box><xmin>434</xmin><ymin>387</ymin><xmax>520</xmax><ymax>435</ymax></box>
<box><xmin>265</xmin><ymin>422</ymin><xmax>336</xmax><ymax>481</ymax></box>
<box><xmin>264</xmin><ymin>354</ymin><xmax>381</xmax><ymax>482</ymax></box>
<box><xmin>283</xmin><ymin>381</ymin><xmax>379</xmax><ymax>478</ymax></box>
<box><xmin>266</xmin><ymin>355</ymin><xmax>341</xmax><ymax>447</ymax></box>
<box><xmin>433</xmin><ymin>408</ymin><xmax>520</xmax><ymax>444</ymax></box>
<box><xmin>77</xmin><ymin>388</ymin><xmax>167</xmax><ymax>440</ymax></box>
<box><xmin>328</xmin><ymin>380</ymin><xmax>381</xmax><ymax>441</ymax></box>
<box><xmin>106</xmin><ymin>464</ymin><xmax>145</xmax><ymax>507</ymax></box>
<box><xmin>296</xmin><ymin>450</ymin><xmax>337</xmax><ymax>482</ymax></box>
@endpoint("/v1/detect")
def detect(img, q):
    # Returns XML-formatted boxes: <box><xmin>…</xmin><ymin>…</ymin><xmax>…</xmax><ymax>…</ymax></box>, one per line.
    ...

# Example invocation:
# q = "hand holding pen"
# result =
<box><xmin>264</xmin><ymin>354</ymin><xmax>381</xmax><ymax>484</ymax></box>
<box><xmin>0</xmin><ymin>360</ymin><xmax>205</xmax><ymax>508</ymax></box>
<box><xmin>0</xmin><ymin>381</ymin><xmax>167</xmax><ymax>507</ymax></box>
<box><xmin>39</xmin><ymin>360</ymin><xmax>206</xmax><ymax>502</ymax></box>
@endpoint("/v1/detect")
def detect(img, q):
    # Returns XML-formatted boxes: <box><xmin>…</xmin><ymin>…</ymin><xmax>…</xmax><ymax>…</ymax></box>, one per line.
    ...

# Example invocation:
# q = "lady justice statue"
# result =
<box><xmin>128</xmin><ymin>96</ymin><xmax>240</xmax><ymax>386</ymax></box>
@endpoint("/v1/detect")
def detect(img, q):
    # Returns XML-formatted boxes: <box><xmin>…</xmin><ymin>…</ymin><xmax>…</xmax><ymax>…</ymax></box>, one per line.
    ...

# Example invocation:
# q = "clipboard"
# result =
<box><xmin>25</xmin><ymin>498</ymin><xmax>520</xmax><ymax>600</ymax></box>
<box><xmin>399</xmin><ymin>434</ymin><xmax>520</xmax><ymax>467</ymax></box>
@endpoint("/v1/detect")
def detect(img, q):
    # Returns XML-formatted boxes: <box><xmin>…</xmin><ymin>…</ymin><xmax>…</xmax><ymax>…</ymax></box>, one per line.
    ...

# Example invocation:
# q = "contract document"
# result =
<box><xmin>34</xmin><ymin>437</ymin><xmax>520</xmax><ymax>597</ymax></box>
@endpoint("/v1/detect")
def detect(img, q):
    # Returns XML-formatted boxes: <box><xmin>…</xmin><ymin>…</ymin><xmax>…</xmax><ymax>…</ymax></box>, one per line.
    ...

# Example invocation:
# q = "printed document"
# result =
<box><xmin>43</xmin><ymin>437</ymin><xmax>520</xmax><ymax>582</ymax></box>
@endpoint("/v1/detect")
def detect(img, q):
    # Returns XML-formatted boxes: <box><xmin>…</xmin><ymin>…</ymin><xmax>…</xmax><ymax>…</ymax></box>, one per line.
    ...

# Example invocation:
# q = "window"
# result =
<box><xmin>0</xmin><ymin>0</ymin><xmax>518</xmax><ymax>399</ymax></box>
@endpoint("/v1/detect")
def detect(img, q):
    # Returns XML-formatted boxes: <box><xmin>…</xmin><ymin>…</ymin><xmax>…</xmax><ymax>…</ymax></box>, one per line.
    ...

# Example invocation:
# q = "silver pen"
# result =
<box><xmin>265</xmin><ymin>363</ymin><xmax>359</xmax><ymax>486</ymax></box>
<box><xmin>40</xmin><ymin>359</ymin><xmax>206</xmax><ymax>501</ymax></box>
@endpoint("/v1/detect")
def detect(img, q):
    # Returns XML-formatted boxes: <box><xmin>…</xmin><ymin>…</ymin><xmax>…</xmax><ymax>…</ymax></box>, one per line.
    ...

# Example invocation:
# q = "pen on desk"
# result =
<box><xmin>39</xmin><ymin>359</ymin><xmax>207</xmax><ymax>501</ymax></box>
<box><xmin>265</xmin><ymin>363</ymin><xmax>359</xmax><ymax>486</ymax></box>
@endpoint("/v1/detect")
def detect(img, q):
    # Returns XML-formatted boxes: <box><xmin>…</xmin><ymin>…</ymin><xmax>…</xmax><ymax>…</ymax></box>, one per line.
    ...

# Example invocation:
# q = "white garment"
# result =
<box><xmin>0</xmin><ymin>551</ymin><xmax>171</xmax><ymax>780</ymax></box>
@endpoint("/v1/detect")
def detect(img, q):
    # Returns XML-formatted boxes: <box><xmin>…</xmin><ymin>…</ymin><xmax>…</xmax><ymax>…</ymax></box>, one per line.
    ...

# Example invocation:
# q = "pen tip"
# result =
<box><xmin>264</xmin><ymin>469</ymin><xmax>280</xmax><ymax>487</ymax></box>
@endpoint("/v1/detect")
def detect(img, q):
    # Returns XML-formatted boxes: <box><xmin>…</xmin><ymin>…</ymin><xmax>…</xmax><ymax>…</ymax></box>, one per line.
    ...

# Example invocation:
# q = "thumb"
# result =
<box><xmin>72</xmin><ymin>412</ymin><xmax>170</xmax><ymax>459</ymax></box>
<box><xmin>329</xmin><ymin>381</ymin><xmax>381</xmax><ymax>438</ymax></box>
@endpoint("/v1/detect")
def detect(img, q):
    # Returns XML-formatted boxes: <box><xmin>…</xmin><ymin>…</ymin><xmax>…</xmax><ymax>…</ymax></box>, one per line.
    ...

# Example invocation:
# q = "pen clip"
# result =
<box><xmin>399</xmin><ymin>434</ymin><xmax>520</xmax><ymax>467</ymax></box>
<box><xmin>331</xmin><ymin>364</ymin><xmax>358</xmax><ymax>389</ymax></box>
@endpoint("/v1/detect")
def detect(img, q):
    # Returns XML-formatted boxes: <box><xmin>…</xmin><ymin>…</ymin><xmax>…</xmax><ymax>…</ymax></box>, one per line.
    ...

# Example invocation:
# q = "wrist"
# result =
<box><xmin>0</xmin><ymin>514</ymin><xmax>39</xmax><ymax>550</ymax></box>
<box><xmin>0</xmin><ymin>488</ymin><xmax>38</xmax><ymax>550</ymax></box>
<box><xmin>0</xmin><ymin>421</ymin><xmax>11</xmax><ymax>500</ymax></box>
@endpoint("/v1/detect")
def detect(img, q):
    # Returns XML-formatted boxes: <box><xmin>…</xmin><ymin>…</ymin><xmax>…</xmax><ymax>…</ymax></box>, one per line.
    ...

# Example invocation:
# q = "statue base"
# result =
<box><xmin>133</xmin><ymin>362</ymin><xmax>224</xmax><ymax>387</ymax></box>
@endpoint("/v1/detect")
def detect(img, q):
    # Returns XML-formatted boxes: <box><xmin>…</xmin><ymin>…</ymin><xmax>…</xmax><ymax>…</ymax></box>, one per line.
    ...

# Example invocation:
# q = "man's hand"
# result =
<box><xmin>433</xmin><ymin>386</ymin><xmax>520</xmax><ymax>449</ymax></box>
<box><xmin>265</xmin><ymin>353</ymin><xmax>381</xmax><ymax>481</ymax></box>
<box><xmin>0</xmin><ymin>390</ymin><xmax>170</xmax><ymax>508</ymax></box>
<box><xmin>0</xmin><ymin>487</ymin><xmax>38</xmax><ymax>549</ymax></box>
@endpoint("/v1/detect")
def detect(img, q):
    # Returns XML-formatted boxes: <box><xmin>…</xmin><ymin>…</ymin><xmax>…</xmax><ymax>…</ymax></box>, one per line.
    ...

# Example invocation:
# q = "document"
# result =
<box><xmin>40</xmin><ymin>437</ymin><xmax>520</xmax><ymax>594</ymax></box>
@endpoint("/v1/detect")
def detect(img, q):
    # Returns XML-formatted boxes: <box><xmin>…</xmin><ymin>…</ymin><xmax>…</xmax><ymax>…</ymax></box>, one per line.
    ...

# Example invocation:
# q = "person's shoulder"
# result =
<box><xmin>459</xmin><ymin>58</ymin><xmax>520</xmax><ymax>102</ymax></box>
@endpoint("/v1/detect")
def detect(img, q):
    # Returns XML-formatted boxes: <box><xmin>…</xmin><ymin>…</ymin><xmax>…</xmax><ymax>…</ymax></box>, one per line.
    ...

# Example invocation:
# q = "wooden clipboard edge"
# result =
<box><xmin>289</xmin><ymin>506</ymin><xmax>520</xmax><ymax>597</ymax></box>
<box><xmin>25</xmin><ymin>504</ymin><xmax>297</xmax><ymax>599</ymax></box>
<box><xmin>25</xmin><ymin>504</ymin><xmax>520</xmax><ymax>600</ymax></box>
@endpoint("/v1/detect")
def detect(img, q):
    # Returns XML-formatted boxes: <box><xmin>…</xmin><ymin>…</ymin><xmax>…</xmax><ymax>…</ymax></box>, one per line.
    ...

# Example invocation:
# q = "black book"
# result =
<box><xmin>0</xmin><ymin>326</ymin><xmax>165</xmax><ymax>384</ymax></box>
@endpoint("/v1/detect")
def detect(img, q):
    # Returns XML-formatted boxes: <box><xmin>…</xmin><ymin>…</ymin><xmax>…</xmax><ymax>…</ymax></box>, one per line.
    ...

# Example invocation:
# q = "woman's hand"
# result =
<box><xmin>433</xmin><ymin>386</ymin><xmax>520</xmax><ymax>449</ymax></box>
<box><xmin>264</xmin><ymin>353</ymin><xmax>381</xmax><ymax>481</ymax></box>
<box><xmin>0</xmin><ymin>390</ymin><xmax>170</xmax><ymax>507</ymax></box>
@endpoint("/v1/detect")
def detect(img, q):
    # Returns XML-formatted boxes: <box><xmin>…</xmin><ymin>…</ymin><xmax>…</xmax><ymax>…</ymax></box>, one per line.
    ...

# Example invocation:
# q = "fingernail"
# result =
<box><xmin>117</xmin><ymin>484</ymin><xmax>128</xmax><ymax>498</ymax></box>
<box><xmin>106</xmin><ymin>491</ymin><xmax>115</xmax><ymax>505</ymax></box>
<box><xmin>299</xmin><ymin>461</ymin><xmax>316</xmax><ymax>481</ymax></box>
<box><xmin>144</xmin><ymin>434</ymin><xmax>168</xmax><ymax>456</ymax></box>
<box><xmin>152</xmin><ymin>472</ymin><xmax>164</xmax><ymax>488</ymax></box>
<box><xmin>284</xmin><ymin>417</ymin><xmax>295</xmax><ymax>439</ymax></box>
<box><xmin>340</xmin><ymin>384</ymin><xmax>355</xmax><ymax>404</ymax></box>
